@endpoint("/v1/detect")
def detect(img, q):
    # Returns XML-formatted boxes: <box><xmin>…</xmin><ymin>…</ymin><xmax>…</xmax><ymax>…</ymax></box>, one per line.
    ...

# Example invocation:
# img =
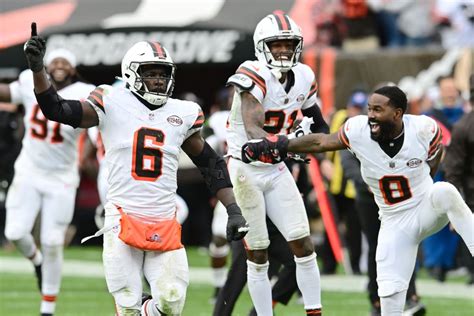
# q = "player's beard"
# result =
<box><xmin>50</xmin><ymin>71</ymin><xmax>73</xmax><ymax>88</ymax></box>
<box><xmin>370</xmin><ymin>120</ymin><xmax>397</xmax><ymax>142</ymax></box>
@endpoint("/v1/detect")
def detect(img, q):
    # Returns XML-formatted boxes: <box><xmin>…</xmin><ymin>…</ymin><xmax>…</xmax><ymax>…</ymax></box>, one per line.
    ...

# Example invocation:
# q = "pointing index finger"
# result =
<box><xmin>31</xmin><ymin>22</ymin><xmax>37</xmax><ymax>37</ymax></box>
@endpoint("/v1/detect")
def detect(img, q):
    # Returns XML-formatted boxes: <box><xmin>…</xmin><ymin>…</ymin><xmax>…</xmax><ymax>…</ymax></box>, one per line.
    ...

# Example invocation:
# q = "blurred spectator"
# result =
<box><xmin>444</xmin><ymin>75</ymin><xmax>474</xmax><ymax>284</ymax></box>
<box><xmin>368</xmin><ymin>0</ymin><xmax>437</xmax><ymax>47</ymax></box>
<box><xmin>340</xmin><ymin>0</ymin><xmax>379</xmax><ymax>52</ymax></box>
<box><xmin>368</xmin><ymin>0</ymin><xmax>412</xmax><ymax>47</ymax></box>
<box><xmin>311</xmin><ymin>0</ymin><xmax>344</xmax><ymax>47</ymax></box>
<box><xmin>434</xmin><ymin>0</ymin><xmax>474</xmax><ymax>48</ymax></box>
<box><xmin>427</xmin><ymin>76</ymin><xmax>466</xmax><ymax>129</ymax></box>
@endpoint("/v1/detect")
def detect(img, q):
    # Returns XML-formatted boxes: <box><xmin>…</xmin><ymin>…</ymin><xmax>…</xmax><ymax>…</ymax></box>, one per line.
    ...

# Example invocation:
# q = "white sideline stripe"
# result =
<box><xmin>1</xmin><ymin>257</ymin><xmax>473</xmax><ymax>299</ymax></box>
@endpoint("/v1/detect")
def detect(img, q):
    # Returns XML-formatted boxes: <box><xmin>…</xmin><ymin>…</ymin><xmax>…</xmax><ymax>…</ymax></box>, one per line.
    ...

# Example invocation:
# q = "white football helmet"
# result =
<box><xmin>121</xmin><ymin>41</ymin><xmax>176</xmax><ymax>107</ymax></box>
<box><xmin>254</xmin><ymin>13</ymin><xmax>303</xmax><ymax>72</ymax></box>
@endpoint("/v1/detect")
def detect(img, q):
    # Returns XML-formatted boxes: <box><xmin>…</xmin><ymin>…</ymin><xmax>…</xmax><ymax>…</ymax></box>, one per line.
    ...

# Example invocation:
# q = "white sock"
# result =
<box><xmin>41</xmin><ymin>245</ymin><xmax>63</xmax><ymax>298</ymax></box>
<box><xmin>41</xmin><ymin>297</ymin><xmax>56</xmax><ymax>315</ymax></box>
<box><xmin>247</xmin><ymin>260</ymin><xmax>272</xmax><ymax>316</ymax></box>
<box><xmin>295</xmin><ymin>253</ymin><xmax>322</xmax><ymax>310</ymax></box>
<box><xmin>212</xmin><ymin>267</ymin><xmax>227</xmax><ymax>288</ymax></box>
<box><xmin>380</xmin><ymin>290</ymin><xmax>406</xmax><ymax>316</ymax></box>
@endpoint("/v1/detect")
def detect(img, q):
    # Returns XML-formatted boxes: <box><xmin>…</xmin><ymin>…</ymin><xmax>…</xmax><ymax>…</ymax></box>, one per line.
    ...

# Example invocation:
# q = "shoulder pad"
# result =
<box><xmin>226</xmin><ymin>73</ymin><xmax>255</xmax><ymax>91</ymax></box>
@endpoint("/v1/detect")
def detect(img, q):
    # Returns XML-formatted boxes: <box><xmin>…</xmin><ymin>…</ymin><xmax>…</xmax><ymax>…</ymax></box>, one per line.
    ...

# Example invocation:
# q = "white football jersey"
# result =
<box><xmin>339</xmin><ymin>114</ymin><xmax>442</xmax><ymax>217</ymax></box>
<box><xmin>226</xmin><ymin>60</ymin><xmax>318</xmax><ymax>159</ymax></box>
<box><xmin>86</xmin><ymin>85</ymin><xmax>204</xmax><ymax>218</ymax></box>
<box><xmin>9</xmin><ymin>70</ymin><xmax>95</xmax><ymax>186</ymax></box>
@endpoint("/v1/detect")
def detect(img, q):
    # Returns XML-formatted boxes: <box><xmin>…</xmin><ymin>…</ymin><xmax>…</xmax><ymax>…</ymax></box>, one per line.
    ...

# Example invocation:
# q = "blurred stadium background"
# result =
<box><xmin>1</xmin><ymin>0</ymin><xmax>473</xmax><ymax>315</ymax></box>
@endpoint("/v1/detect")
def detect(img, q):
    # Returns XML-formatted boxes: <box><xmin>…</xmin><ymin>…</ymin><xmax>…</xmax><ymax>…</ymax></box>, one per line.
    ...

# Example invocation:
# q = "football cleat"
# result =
<box><xmin>403</xmin><ymin>298</ymin><xmax>426</xmax><ymax>316</ymax></box>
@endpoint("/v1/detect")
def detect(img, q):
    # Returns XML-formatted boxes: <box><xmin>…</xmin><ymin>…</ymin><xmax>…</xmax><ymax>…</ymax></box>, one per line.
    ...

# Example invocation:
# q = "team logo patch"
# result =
<box><xmin>167</xmin><ymin>115</ymin><xmax>183</xmax><ymax>126</ymax></box>
<box><xmin>146</xmin><ymin>233</ymin><xmax>162</xmax><ymax>243</ymax></box>
<box><xmin>297</xmin><ymin>94</ymin><xmax>305</xmax><ymax>102</ymax></box>
<box><xmin>407</xmin><ymin>158</ymin><xmax>422</xmax><ymax>168</ymax></box>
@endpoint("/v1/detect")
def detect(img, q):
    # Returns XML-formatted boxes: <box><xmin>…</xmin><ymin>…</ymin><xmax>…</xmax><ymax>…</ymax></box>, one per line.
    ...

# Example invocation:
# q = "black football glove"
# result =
<box><xmin>226</xmin><ymin>203</ymin><xmax>249</xmax><ymax>241</ymax></box>
<box><xmin>24</xmin><ymin>22</ymin><xmax>46</xmax><ymax>73</ymax></box>
<box><xmin>241</xmin><ymin>135</ymin><xmax>289</xmax><ymax>164</ymax></box>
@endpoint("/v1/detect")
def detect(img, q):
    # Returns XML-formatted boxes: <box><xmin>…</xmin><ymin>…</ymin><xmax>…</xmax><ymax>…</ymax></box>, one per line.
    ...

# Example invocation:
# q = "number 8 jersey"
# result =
<box><xmin>339</xmin><ymin>114</ymin><xmax>442</xmax><ymax>218</ymax></box>
<box><xmin>226</xmin><ymin>60</ymin><xmax>318</xmax><ymax>160</ymax></box>
<box><xmin>86</xmin><ymin>85</ymin><xmax>203</xmax><ymax>218</ymax></box>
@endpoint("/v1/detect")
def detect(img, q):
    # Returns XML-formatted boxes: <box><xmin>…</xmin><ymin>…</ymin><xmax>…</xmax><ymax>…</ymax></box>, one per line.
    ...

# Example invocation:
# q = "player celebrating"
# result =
<box><xmin>0</xmin><ymin>41</ymin><xmax>94</xmax><ymax>315</ymax></box>
<box><xmin>243</xmin><ymin>85</ymin><xmax>474</xmax><ymax>316</ymax></box>
<box><xmin>225</xmin><ymin>12</ymin><xmax>329</xmax><ymax>315</ymax></box>
<box><xmin>24</xmin><ymin>23</ymin><xmax>248</xmax><ymax>316</ymax></box>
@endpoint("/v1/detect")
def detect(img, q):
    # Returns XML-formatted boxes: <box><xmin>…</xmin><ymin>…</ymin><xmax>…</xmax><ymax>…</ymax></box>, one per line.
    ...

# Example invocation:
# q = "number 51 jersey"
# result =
<box><xmin>339</xmin><ymin>114</ymin><xmax>442</xmax><ymax>218</ymax></box>
<box><xmin>87</xmin><ymin>85</ymin><xmax>204</xmax><ymax>218</ymax></box>
<box><xmin>9</xmin><ymin>70</ymin><xmax>95</xmax><ymax>187</ymax></box>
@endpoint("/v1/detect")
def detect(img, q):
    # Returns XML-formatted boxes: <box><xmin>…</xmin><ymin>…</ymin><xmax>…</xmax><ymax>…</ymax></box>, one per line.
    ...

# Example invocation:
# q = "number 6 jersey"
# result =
<box><xmin>9</xmin><ymin>70</ymin><xmax>95</xmax><ymax>187</ymax></box>
<box><xmin>338</xmin><ymin>114</ymin><xmax>442</xmax><ymax>218</ymax></box>
<box><xmin>86</xmin><ymin>85</ymin><xmax>204</xmax><ymax>218</ymax></box>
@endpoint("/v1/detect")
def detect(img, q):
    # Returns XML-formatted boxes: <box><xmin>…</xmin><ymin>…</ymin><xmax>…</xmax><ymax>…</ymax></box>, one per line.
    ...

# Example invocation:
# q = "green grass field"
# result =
<box><xmin>1</xmin><ymin>246</ymin><xmax>473</xmax><ymax>315</ymax></box>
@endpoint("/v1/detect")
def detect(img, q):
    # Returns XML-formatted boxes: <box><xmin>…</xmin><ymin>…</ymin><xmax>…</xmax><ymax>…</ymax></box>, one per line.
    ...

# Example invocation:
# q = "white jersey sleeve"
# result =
<box><xmin>299</xmin><ymin>65</ymin><xmax>318</xmax><ymax>110</ymax></box>
<box><xmin>8</xmin><ymin>70</ymin><xmax>34</xmax><ymax>105</ymax></box>
<box><xmin>416</xmin><ymin>115</ymin><xmax>442</xmax><ymax>161</ymax></box>
<box><xmin>234</xmin><ymin>60</ymin><xmax>268</xmax><ymax>103</ymax></box>
<box><xmin>85</xmin><ymin>84</ymin><xmax>111</xmax><ymax>128</ymax></box>
<box><xmin>185</xmin><ymin>104</ymin><xmax>204</xmax><ymax>139</ymax></box>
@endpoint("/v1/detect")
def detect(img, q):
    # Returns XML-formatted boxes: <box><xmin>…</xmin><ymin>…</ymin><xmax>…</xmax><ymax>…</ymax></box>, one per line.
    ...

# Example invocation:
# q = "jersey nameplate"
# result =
<box><xmin>226</xmin><ymin>74</ymin><xmax>255</xmax><ymax>91</ymax></box>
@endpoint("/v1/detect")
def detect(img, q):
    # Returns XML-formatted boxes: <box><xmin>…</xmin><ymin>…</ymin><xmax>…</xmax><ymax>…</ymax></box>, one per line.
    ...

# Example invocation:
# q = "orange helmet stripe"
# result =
<box><xmin>272</xmin><ymin>11</ymin><xmax>291</xmax><ymax>31</ymax></box>
<box><xmin>147</xmin><ymin>41</ymin><xmax>166</xmax><ymax>58</ymax></box>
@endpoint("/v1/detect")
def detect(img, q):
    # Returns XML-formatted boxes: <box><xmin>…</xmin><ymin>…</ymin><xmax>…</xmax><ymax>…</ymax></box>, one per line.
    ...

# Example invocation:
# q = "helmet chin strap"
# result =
<box><xmin>271</xmin><ymin>68</ymin><xmax>282</xmax><ymax>80</ymax></box>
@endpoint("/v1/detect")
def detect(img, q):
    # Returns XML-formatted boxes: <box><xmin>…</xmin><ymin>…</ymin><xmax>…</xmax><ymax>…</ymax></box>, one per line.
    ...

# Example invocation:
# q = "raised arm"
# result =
<box><xmin>24</xmin><ymin>23</ymin><xmax>98</xmax><ymax>128</ymax></box>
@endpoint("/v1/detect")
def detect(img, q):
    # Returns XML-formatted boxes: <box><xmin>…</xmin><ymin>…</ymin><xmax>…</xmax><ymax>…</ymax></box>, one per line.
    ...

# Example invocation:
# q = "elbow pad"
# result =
<box><xmin>302</xmin><ymin>105</ymin><xmax>329</xmax><ymax>134</ymax></box>
<box><xmin>35</xmin><ymin>85</ymin><xmax>83</xmax><ymax>128</ymax></box>
<box><xmin>189</xmin><ymin>142</ymin><xmax>233</xmax><ymax>195</ymax></box>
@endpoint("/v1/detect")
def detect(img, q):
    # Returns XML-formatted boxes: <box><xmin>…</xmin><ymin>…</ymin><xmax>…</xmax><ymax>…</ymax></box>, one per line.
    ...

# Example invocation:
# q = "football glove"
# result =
<box><xmin>24</xmin><ymin>22</ymin><xmax>46</xmax><ymax>73</ymax></box>
<box><xmin>226</xmin><ymin>203</ymin><xmax>249</xmax><ymax>241</ymax></box>
<box><xmin>288</xmin><ymin>116</ymin><xmax>314</xmax><ymax>139</ymax></box>
<box><xmin>241</xmin><ymin>135</ymin><xmax>289</xmax><ymax>164</ymax></box>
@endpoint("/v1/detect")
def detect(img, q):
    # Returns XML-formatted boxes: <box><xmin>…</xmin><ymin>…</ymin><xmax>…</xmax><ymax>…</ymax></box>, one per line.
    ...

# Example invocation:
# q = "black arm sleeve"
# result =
<box><xmin>35</xmin><ymin>85</ymin><xmax>83</xmax><ymax>128</ymax></box>
<box><xmin>302</xmin><ymin>105</ymin><xmax>329</xmax><ymax>134</ymax></box>
<box><xmin>188</xmin><ymin>141</ymin><xmax>233</xmax><ymax>195</ymax></box>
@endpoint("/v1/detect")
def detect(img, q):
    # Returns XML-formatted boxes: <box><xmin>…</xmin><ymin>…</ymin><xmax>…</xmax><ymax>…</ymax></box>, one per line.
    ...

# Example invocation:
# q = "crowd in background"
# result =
<box><xmin>305</xmin><ymin>0</ymin><xmax>474</xmax><ymax>51</ymax></box>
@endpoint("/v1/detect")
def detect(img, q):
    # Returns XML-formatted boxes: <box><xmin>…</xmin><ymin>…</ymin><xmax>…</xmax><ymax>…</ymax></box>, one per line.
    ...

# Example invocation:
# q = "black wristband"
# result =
<box><xmin>226</xmin><ymin>203</ymin><xmax>241</xmax><ymax>216</ymax></box>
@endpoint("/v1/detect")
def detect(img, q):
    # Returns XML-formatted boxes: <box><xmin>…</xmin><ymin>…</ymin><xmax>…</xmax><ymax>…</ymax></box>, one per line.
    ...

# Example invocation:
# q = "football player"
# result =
<box><xmin>0</xmin><ymin>43</ymin><xmax>95</xmax><ymax>315</ymax></box>
<box><xmin>24</xmin><ymin>23</ymin><xmax>248</xmax><ymax>316</ymax></box>
<box><xmin>243</xmin><ymin>85</ymin><xmax>474</xmax><ymax>316</ymax></box>
<box><xmin>225</xmin><ymin>12</ymin><xmax>329</xmax><ymax>315</ymax></box>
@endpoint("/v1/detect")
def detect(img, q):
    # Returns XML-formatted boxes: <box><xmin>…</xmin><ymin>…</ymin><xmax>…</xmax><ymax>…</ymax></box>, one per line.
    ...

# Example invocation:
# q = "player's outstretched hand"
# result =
<box><xmin>241</xmin><ymin>135</ymin><xmax>289</xmax><ymax>164</ymax></box>
<box><xmin>226</xmin><ymin>203</ymin><xmax>249</xmax><ymax>241</ymax></box>
<box><xmin>24</xmin><ymin>22</ymin><xmax>46</xmax><ymax>73</ymax></box>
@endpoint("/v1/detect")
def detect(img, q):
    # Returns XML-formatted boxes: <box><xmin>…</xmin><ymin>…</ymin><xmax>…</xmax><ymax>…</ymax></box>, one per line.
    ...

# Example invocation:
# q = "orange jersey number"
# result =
<box><xmin>30</xmin><ymin>104</ymin><xmax>63</xmax><ymax>143</ymax></box>
<box><xmin>132</xmin><ymin>127</ymin><xmax>165</xmax><ymax>182</ymax></box>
